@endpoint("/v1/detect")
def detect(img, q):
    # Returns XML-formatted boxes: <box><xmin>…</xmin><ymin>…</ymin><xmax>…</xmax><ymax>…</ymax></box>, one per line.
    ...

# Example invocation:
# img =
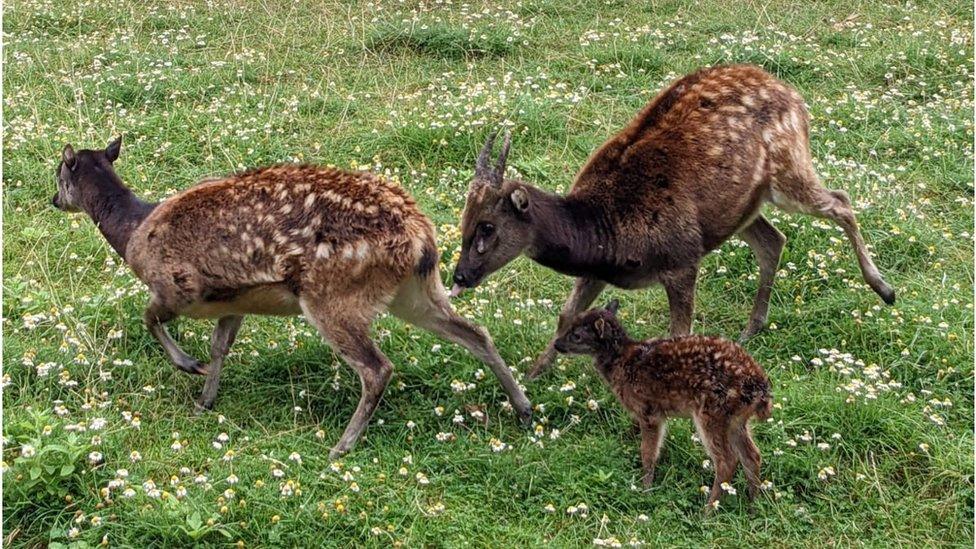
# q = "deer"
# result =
<box><xmin>50</xmin><ymin>136</ymin><xmax>532</xmax><ymax>458</ymax></box>
<box><xmin>450</xmin><ymin>64</ymin><xmax>896</xmax><ymax>380</ymax></box>
<box><xmin>554</xmin><ymin>300</ymin><xmax>772</xmax><ymax>511</ymax></box>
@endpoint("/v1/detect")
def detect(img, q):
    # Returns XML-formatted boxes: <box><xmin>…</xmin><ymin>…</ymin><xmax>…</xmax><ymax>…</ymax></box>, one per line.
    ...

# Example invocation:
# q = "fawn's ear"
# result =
<box><xmin>105</xmin><ymin>135</ymin><xmax>122</xmax><ymax>163</ymax></box>
<box><xmin>594</xmin><ymin>317</ymin><xmax>607</xmax><ymax>338</ymax></box>
<box><xmin>62</xmin><ymin>144</ymin><xmax>77</xmax><ymax>171</ymax></box>
<box><xmin>605</xmin><ymin>299</ymin><xmax>620</xmax><ymax>315</ymax></box>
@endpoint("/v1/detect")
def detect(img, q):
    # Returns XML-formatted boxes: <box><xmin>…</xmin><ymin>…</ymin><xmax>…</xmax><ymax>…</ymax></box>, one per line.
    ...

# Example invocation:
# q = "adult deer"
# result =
<box><xmin>450</xmin><ymin>65</ymin><xmax>895</xmax><ymax>379</ymax></box>
<box><xmin>52</xmin><ymin>136</ymin><xmax>532</xmax><ymax>457</ymax></box>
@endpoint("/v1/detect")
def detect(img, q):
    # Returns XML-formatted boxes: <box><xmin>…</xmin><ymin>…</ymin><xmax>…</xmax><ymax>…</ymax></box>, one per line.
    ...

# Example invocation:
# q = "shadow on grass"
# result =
<box><xmin>366</xmin><ymin>23</ymin><xmax>516</xmax><ymax>60</ymax></box>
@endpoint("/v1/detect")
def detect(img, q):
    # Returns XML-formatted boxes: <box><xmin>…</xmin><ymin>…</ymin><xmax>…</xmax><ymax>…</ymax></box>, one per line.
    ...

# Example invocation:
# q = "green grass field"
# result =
<box><xmin>3</xmin><ymin>0</ymin><xmax>973</xmax><ymax>546</ymax></box>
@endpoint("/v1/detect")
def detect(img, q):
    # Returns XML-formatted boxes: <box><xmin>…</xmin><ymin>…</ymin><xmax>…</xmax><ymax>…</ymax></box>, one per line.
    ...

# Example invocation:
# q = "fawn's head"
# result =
<box><xmin>52</xmin><ymin>136</ymin><xmax>124</xmax><ymax>213</ymax></box>
<box><xmin>554</xmin><ymin>300</ymin><xmax>628</xmax><ymax>356</ymax></box>
<box><xmin>451</xmin><ymin>131</ymin><xmax>534</xmax><ymax>296</ymax></box>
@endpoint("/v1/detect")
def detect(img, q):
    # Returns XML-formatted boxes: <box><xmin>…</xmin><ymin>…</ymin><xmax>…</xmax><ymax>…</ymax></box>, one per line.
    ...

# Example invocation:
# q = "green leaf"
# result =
<box><xmin>29</xmin><ymin>466</ymin><xmax>42</xmax><ymax>480</ymax></box>
<box><xmin>60</xmin><ymin>464</ymin><xmax>75</xmax><ymax>477</ymax></box>
<box><xmin>187</xmin><ymin>511</ymin><xmax>203</xmax><ymax>531</ymax></box>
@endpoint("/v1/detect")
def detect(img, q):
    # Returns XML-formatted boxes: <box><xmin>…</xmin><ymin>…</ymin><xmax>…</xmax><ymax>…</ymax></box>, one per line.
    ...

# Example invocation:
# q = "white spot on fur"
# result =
<box><xmin>316</xmin><ymin>242</ymin><xmax>333</xmax><ymax>259</ymax></box>
<box><xmin>355</xmin><ymin>240</ymin><xmax>370</xmax><ymax>259</ymax></box>
<box><xmin>304</xmin><ymin>193</ymin><xmax>317</xmax><ymax>208</ymax></box>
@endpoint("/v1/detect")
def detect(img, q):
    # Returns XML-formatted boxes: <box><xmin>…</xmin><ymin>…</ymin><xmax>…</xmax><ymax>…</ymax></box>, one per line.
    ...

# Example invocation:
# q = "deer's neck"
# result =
<box><xmin>82</xmin><ymin>172</ymin><xmax>157</xmax><ymax>261</ymax></box>
<box><xmin>593</xmin><ymin>338</ymin><xmax>635</xmax><ymax>384</ymax></box>
<box><xmin>523</xmin><ymin>186</ymin><xmax>618</xmax><ymax>277</ymax></box>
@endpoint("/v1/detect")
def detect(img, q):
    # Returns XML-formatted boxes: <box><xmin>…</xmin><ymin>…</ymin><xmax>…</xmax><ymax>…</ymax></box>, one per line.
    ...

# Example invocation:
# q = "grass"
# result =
<box><xmin>2</xmin><ymin>0</ymin><xmax>973</xmax><ymax>546</ymax></box>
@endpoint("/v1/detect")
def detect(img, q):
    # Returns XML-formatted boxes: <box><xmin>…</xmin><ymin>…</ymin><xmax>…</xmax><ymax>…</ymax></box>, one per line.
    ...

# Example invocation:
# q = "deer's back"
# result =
<box><xmin>127</xmin><ymin>165</ymin><xmax>433</xmax><ymax>302</ymax></box>
<box><xmin>611</xmin><ymin>335</ymin><xmax>771</xmax><ymax>418</ymax></box>
<box><xmin>572</xmin><ymin>64</ymin><xmax>808</xmax><ymax>249</ymax></box>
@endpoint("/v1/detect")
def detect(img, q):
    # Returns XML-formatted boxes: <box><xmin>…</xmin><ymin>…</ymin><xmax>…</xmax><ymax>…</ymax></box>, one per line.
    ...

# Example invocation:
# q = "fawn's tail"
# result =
<box><xmin>753</xmin><ymin>382</ymin><xmax>773</xmax><ymax>421</ymax></box>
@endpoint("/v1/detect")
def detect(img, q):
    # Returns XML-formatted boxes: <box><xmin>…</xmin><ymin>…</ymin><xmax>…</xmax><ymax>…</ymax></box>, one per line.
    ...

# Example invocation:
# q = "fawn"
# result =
<box><xmin>51</xmin><ymin>137</ymin><xmax>532</xmax><ymax>457</ymax></box>
<box><xmin>451</xmin><ymin>64</ymin><xmax>895</xmax><ymax>379</ymax></box>
<box><xmin>554</xmin><ymin>300</ymin><xmax>772</xmax><ymax>510</ymax></box>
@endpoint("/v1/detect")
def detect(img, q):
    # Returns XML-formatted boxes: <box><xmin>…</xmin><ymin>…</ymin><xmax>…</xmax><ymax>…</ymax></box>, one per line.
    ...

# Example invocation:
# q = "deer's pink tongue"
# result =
<box><xmin>448</xmin><ymin>284</ymin><xmax>464</xmax><ymax>298</ymax></box>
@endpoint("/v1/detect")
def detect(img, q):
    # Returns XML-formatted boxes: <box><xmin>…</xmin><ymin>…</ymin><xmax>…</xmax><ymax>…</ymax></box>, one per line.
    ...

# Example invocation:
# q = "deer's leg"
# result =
<box><xmin>737</xmin><ymin>215</ymin><xmax>786</xmax><ymax>341</ymax></box>
<box><xmin>529</xmin><ymin>277</ymin><xmax>607</xmax><ymax>379</ymax></box>
<box><xmin>695</xmin><ymin>413</ymin><xmax>737</xmax><ymax>512</ymax></box>
<box><xmin>144</xmin><ymin>299</ymin><xmax>207</xmax><ymax>375</ymax></box>
<box><xmin>771</xmin><ymin>165</ymin><xmax>895</xmax><ymax>304</ymax></box>
<box><xmin>196</xmin><ymin>315</ymin><xmax>244</xmax><ymax>412</ymax></box>
<box><xmin>302</xmin><ymin>298</ymin><xmax>392</xmax><ymax>459</ymax></box>
<box><xmin>639</xmin><ymin>416</ymin><xmax>667</xmax><ymax>489</ymax></box>
<box><xmin>391</xmin><ymin>274</ymin><xmax>533</xmax><ymax>426</ymax></box>
<box><xmin>731</xmin><ymin>421</ymin><xmax>762</xmax><ymax>502</ymax></box>
<box><xmin>661</xmin><ymin>266</ymin><xmax>698</xmax><ymax>336</ymax></box>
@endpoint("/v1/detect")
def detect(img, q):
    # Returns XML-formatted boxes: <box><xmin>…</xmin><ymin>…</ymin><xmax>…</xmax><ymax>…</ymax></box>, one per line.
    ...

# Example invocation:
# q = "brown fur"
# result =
<box><xmin>452</xmin><ymin>65</ymin><xmax>895</xmax><ymax>379</ymax></box>
<box><xmin>554</xmin><ymin>301</ymin><xmax>772</xmax><ymax>510</ymax></box>
<box><xmin>52</xmin><ymin>138</ymin><xmax>532</xmax><ymax>457</ymax></box>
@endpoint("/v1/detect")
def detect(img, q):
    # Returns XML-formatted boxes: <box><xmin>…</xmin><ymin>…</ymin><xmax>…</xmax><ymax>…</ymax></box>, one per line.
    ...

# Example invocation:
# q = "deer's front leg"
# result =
<box><xmin>661</xmin><ymin>266</ymin><xmax>698</xmax><ymax>336</ymax></box>
<box><xmin>196</xmin><ymin>315</ymin><xmax>244</xmax><ymax>411</ymax></box>
<box><xmin>144</xmin><ymin>299</ymin><xmax>207</xmax><ymax>375</ymax></box>
<box><xmin>529</xmin><ymin>277</ymin><xmax>607</xmax><ymax>379</ymax></box>
<box><xmin>640</xmin><ymin>417</ymin><xmax>666</xmax><ymax>489</ymax></box>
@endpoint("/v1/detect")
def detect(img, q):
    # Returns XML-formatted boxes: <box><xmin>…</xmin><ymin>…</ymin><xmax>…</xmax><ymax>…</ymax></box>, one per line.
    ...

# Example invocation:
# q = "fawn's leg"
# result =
<box><xmin>144</xmin><ymin>298</ymin><xmax>207</xmax><ymax>375</ymax></box>
<box><xmin>530</xmin><ymin>277</ymin><xmax>607</xmax><ymax>379</ymax></box>
<box><xmin>770</xmin><ymin>162</ymin><xmax>895</xmax><ymax>304</ymax></box>
<box><xmin>640</xmin><ymin>417</ymin><xmax>667</xmax><ymax>488</ymax></box>
<box><xmin>301</xmin><ymin>298</ymin><xmax>392</xmax><ymax>459</ymax></box>
<box><xmin>731</xmin><ymin>422</ymin><xmax>763</xmax><ymax>502</ymax></box>
<box><xmin>196</xmin><ymin>315</ymin><xmax>244</xmax><ymax>411</ymax></box>
<box><xmin>737</xmin><ymin>215</ymin><xmax>786</xmax><ymax>341</ymax></box>
<box><xmin>661</xmin><ymin>266</ymin><xmax>698</xmax><ymax>336</ymax></box>
<box><xmin>694</xmin><ymin>413</ymin><xmax>737</xmax><ymax>512</ymax></box>
<box><xmin>390</xmin><ymin>274</ymin><xmax>532</xmax><ymax>426</ymax></box>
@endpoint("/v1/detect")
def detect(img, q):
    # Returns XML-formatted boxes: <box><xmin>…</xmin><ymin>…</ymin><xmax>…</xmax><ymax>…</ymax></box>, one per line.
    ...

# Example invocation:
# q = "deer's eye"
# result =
<box><xmin>569</xmin><ymin>332</ymin><xmax>582</xmax><ymax>343</ymax></box>
<box><xmin>478</xmin><ymin>223</ymin><xmax>495</xmax><ymax>236</ymax></box>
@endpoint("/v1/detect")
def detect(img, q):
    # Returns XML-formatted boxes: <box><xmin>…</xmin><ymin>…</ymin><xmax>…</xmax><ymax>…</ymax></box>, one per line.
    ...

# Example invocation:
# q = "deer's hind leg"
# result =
<box><xmin>770</xmin><ymin>155</ymin><xmax>895</xmax><ymax>304</ymax></box>
<box><xmin>694</xmin><ymin>412</ymin><xmax>737</xmax><ymax>512</ymax></box>
<box><xmin>144</xmin><ymin>298</ymin><xmax>207</xmax><ymax>376</ymax></box>
<box><xmin>300</xmin><ymin>266</ymin><xmax>398</xmax><ymax>458</ymax></box>
<box><xmin>737</xmin><ymin>215</ymin><xmax>786</xmax><ymax>341</ymax></box>
<box><xmin>390</xmin><ymin>273</ymin><xmax>533</xmax><ymax>426</ymax></box>
<box><xmin>731</xmin><ymin>421</ymin><xmax>762</xmax><ymax>502</ymax></box>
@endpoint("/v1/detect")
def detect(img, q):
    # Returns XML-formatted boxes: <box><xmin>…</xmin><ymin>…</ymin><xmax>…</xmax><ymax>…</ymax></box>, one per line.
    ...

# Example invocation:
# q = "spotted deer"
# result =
<box><xmin>451</xmin><ymin>64</ymin><xmax>896</xmax><ymax>379</ymax></box>
<box><xmin>554</xmin><ymin>300</ymin><xmax>772</xmax><ymax>511</ymax></box>
<box><xmin>51</xmin><ymin>137</ymin><xmax>532</xmax><ymax>457</ymax></box>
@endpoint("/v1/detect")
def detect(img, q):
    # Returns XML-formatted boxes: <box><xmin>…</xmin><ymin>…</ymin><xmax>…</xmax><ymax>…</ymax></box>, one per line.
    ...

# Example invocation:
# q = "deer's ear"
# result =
<box><xmin>605</xmin><ymin>299</ymin><xmax>620</xmax><ymax>315</ymax></box>
<box><xmin>594</xmin><ymin>318</ymin><xmax>607</xmax><ymax>338</ymax></box>
<box><xmin>62</xmin><ymin>144</ymin><xmax>77</xmax><ymax>171</ymax></box>
<box><xmin>105</xmin><ymin>135</ymin><xmax>122</xmax><ymax>163</ymax></box>
<box><xmin>510</xmin><ymin>187</ymin><xmax>529</xmax><ymax>214</ymax></box>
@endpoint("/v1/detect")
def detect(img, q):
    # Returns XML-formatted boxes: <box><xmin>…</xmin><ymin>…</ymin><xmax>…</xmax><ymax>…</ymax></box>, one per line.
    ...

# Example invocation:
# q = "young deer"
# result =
<box><xmin>451</xmin><ymin>64</ymin><xmax>895</xmax><ymax>379</ymax></box>
<box><xmin>51</xmin><ymin>137</ymin><xmax>532</xmax><ymax>457</ymax></box>
<box><xmin>554</xmin><ymin>300</ymin><xmax>772</xmax><ymax>510</ymax></box>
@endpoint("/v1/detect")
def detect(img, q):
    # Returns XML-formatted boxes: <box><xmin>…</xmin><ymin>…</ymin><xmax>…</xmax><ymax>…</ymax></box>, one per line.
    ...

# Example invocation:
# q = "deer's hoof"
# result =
<box><xmin>194</xmin><ymin>398</ymin><xmax>215</xmax><ymax>414</ymax></box>
<box><xmin>527</xmin><ymin>357</ymin><xmax>553</xmax><ymax>380</ymax></box>
<box><xmin>878</xmin><ymin>284</ymin><xmax>896</xmax><ymax>305</ymax></box>
<box><xmin>738</xmin><ymin>323</ymin><xmax>765</xmax><ymax>343</ymax></box>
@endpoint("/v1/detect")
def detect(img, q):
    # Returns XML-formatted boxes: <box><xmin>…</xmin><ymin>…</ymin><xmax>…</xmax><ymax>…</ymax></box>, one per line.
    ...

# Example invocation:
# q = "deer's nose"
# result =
<box><xmin>452</xmin><ymin>271</ymin><xmax>467</xmax><ymax>287</ymax></box>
